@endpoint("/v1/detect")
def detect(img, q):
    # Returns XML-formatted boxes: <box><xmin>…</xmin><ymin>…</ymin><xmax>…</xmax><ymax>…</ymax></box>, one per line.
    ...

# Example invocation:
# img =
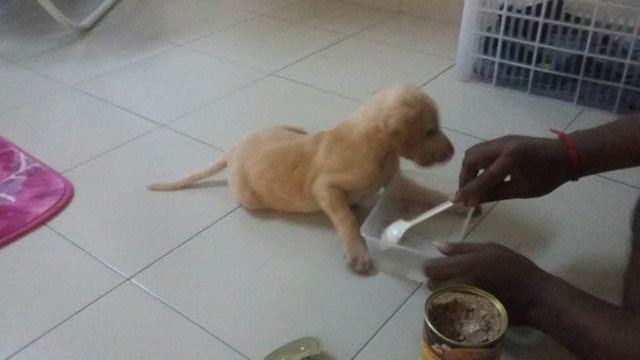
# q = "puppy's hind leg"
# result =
<box><xmin>147</xmin><ymin>156</ymin><xmax>228</xmax><ymax>191</ymax></box>
<box><xmin>313</xmin><ymin>185</ymin><xmax>371</xmax><ymax>275</ymax></box>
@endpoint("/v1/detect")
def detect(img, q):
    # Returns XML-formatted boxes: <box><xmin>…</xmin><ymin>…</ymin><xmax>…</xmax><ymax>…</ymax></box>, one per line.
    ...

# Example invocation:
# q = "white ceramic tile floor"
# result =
<box><xmin>78</xmin><ymin>47</ymin><xmax>265</xmax><ymax>123</ymax></box>
<box><xmin>213</xmin><ymin>0</ymin><xmax>304</xmax><ymax>14</ymax></box>
<box><xmin>188</xmin><ymin>16</ymin><xmax>346</xmax><ymax>72</ymax></box>
<box><xmin>134</xmin><ymin>207</ymin><xmax>417</xmax><ymax>360</ymax></box>
<box><xmin>267</xmin><ymin>0</ymin><xmax>396</xmax><ymax>35</ymax></box>
<box><xmin>48</xmin><ymin>128</ymin><xmax>240</xmax><ymax>277</ymax></box>
<box><xmin>278</xmin><ymin>37</ymin><xmax>453</xmax><ymax>100</ymax></box>
<box><xmin>0</xmin><ymin>227</ymin><xmax>123</xmax><ymax>359</ymax></box>
<box><xmin>357</xmin><ymin>14</ymin><xmax>460</xmax><ymax>59</ymax></box>
<box><xmin>0</xmin><ymin>58</ymin><xmax>68</xmax><ymax>114</ymax></box>
<box><xmin>11</xmin><ymin>282</ymin><xmax>247</xmax><ymax>360</ymax></box>
<box><xmin>105</xmin><ymin>0</ymin><xmax>258</xmax><ymax>45</ymax></box>
<box><xmin>0</xmin><ymin>87</ymin><xmax>155</xmax><ymax>171</ymax></box>
<box><xmin>169</xmin><ymin>75</ymin><xmax>360</xmax><ymax>150</ymax></box>
<box><xmin>21</xmin><ymin>22</ymin><xmax>174</xmax><ymax>85</ymax></box>
<box><xmin>1</xmin><ymin>1</ymin><xmax>638</xmax><ymax>359</ymax></box>
<box><xmin>422</xmin><ymin>69</ymin><xmax>583</xmax><ymax>140</ymax></box>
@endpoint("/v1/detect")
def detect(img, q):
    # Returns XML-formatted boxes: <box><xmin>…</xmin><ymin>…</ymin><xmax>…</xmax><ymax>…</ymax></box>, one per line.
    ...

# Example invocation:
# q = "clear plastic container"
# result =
<box><xmin>360</xmin><ymin>171</ymin><xmax>477</xmax><ymax>283</ymax></box>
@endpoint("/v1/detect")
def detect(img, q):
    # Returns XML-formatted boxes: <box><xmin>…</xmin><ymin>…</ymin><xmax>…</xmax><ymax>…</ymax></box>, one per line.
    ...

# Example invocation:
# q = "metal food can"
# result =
<box><xmin>420</xmin><ymin>285</ymin><xmax>508</xmax><ymax>360</ymax></box>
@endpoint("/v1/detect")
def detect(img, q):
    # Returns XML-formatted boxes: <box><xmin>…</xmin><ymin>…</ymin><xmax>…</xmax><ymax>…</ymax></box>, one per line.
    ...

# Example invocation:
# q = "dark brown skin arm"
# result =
<box><xmin>526</xmin><ymin>274</ymin><xmax>640</xmax><ymax>360</ymax></box>
<box><xmin>424</xmin><ymin>200</ymin><xmax>640</xmax><ymax>360</ymax></box>
<box><xmin>531</xmin><ymin>197</ymin><xmax>640</xmax><ymax>359</ymax></box>
<box><xmin>453</xmin><ymin>114</ymin><xmax>640</xmax><ymax>206</ymax></box>
<box><xmin>570</xmin><ymin>115</ymin><xmax>640</xmax><ymax>178</ymax></box>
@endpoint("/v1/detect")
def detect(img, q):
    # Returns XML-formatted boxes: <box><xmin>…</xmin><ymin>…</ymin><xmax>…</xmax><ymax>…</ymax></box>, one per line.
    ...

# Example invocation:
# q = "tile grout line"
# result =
<box><xmin>350</xmin><ymin>12</ymin><xmax>402</xmax><ymax>37</ymax></box>
<box><xmin>350</xmin><ymin>284</ymin><xmax>422</xmax><ymax>360</ymax></box>
<box><xmin>462</xmin><ymin>201</ymin><xmax>500</xmax><ymax>241</ymax></box>
<box><xmin>4</xmin><ymin>5</ymin><xmax>452</xmax><ymax>176</ymax></box>
<box><xmin>67</xmin><ymin>85</ymin><xmax>164</xmax><ymax>125</ymax></box>
<box><xmin>6</xmin><ymin>207</ymin><xmax>243</xmax><ymax>359</ymax></box>
<box><xmin>162</xmin><ymin>71</ymin><xmax>271</xmax><ymax>127</ymax></box>
<box><xmin>72</xmin><ymin>5</ymin><xmax>271</xmax><ymax>85</ymax></box>
<box><xmin>215</xmin><ymin>0</ymin><xmax>306</xmax><ymax>18</ymax></box>
<box><xmin>70</xmin><ymin>43</ymin><xmax>178</xmax><ymax>86</ymax></box>
<box><xmin>186</xmin><ymin>45</ymin><xmax>272</xmax><ymax>74</ymax></box>
<box><xmin>595</xmin><ymin>174</ymin><xmax>640</xmax><ymax>190</ymax></box>
<box><xmin>163</xmin><ymin>127</ymin><xmax>227</xmax><ymax>152</ymax></box>
<box><xmin>351</xmin><ymin>35</ymin><xmax>456</xmax><ymax>62</ymax></box>
<box><xmin>44</xmin><ymin>225</ymin><xmax>130</xmax><ymax>279</ymax></box>
<box><xmin>419</xmin><ymin>63</ymin><xmax>455</xmax><ymax>89</ymax></box>
<box><xmin>273</xmin><ymin>11</ymin><xmax>404</xmax><ymax>75</ymax></box>
<box><xmin>2</xmin><ymin>23</ymin><xmax>176</xmax><ymax>88</ymax></box>
<box><xmin>262</xmin><ymin>10</ymin><xmax>395</xmax><ymax>38</ymax></box>
<box><xmin>5</xmin><ymin>279</ymin><xmax>130</xmax><ymax>360</ymax></box>
<box><xmin>271</xmin><ymin>74</ymin><xmax>364</xmax><ymax>103</ymax></box>
<box><xmin>173</xmin><ymin>11</ymin><xmax>263</xmax><ymax>46</ymax></box>
<box><xmin>63</xmin><ymin>67</ymin><xmax>271</xmax><ymax>174</ymax></box>
<box><xmin>60</xmin><ymin>126</ymin><xmax>161</xmax><ymax>174</ymax></box>
<box><xmin>15</xmin><ymin>7</ymin><xmax>471</xmax><ymax>160</ymax></box>
<box><xmin>562</xmin><ymin>108</ymin><xmax>586</xmax><ymax>132</ymax></box>
<box><xmin>12</xmin><ymin>4</ymin><xmax>267</xmax><ymax>87</ymax></box>
<box><xmin>271</xmin><ymin>35</ymin><xmax>351</xmax><ymax>74</ymax></box>
<box><xmin>441</xmin><ymin>126</ymin><xmax>489</xmax><ymax>142</ymax></box>
<box><xmin>131</xmin><ymin>282</ymin><xmax>251</xmax><ymax>360</ymax></box>
<box><xmin>126</xmin><ymin>205</ymin><xmax>241</xmax><ymax>281</ymax></box>
<box><xmin>122</xmin><ymin>207</ymin><xmax>249</xmax><ymax>356</ymax></box>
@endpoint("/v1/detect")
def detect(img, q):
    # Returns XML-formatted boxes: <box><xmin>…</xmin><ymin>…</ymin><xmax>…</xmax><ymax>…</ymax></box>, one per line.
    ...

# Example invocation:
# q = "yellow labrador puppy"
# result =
<box><xmin>149</xmin><ymin>84</ymin><xmax>458</xmax><ymax>274</ymax></box>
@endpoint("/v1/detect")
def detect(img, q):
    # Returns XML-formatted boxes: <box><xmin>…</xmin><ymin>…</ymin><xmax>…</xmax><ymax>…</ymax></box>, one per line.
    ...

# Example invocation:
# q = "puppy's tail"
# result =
<box><xmin>147</xmin><ymin>155</ymin><xmax>228</xmax><ymax>191</ymax></box>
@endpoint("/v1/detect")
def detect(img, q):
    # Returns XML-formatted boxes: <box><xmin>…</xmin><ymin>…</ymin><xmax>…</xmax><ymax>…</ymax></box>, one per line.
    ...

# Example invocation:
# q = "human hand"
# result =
<box><xmin>452</xmin><ymin>136</ymin><xmax>573</xmax><ymax>206</ymax></box>
<box><xmin>424</xmin><ymin>242</ymin><xmax>552</xmax><ymax>325</ymax></box>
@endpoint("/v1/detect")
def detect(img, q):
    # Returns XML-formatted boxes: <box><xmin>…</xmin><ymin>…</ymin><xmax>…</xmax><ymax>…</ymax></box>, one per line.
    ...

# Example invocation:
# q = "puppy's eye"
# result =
<box><xmin>425</xmin><ymin>128</ymin><xmax>438</xmax><ymax>137</ymax></box>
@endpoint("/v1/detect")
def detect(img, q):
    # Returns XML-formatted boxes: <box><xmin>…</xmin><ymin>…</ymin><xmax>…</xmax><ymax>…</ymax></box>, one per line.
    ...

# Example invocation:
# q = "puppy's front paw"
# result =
<box><xmin>343</xmin><ymin>243</ymin><xmax>372</xmax><ymax>275</ymax></box>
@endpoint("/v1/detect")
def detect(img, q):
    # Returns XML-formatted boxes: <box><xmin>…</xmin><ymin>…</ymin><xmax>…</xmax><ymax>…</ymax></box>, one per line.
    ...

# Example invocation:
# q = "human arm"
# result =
<box><xmin>424</xmin><ymin>242</ymin><xmax>640</xmax><ymax>360</ymax></box>
<box><xmin>454</xmin><ymin>115</ymin><xmax>640</xmax><ymax>206</ymax></box>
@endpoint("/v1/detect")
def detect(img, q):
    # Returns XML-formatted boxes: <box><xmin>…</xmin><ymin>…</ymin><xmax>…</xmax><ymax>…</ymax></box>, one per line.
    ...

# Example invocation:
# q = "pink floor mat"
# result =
<box><xmin>0</xmin><ymin>137</ymin><xmax>73</xmax><ymax>246</ymax></box>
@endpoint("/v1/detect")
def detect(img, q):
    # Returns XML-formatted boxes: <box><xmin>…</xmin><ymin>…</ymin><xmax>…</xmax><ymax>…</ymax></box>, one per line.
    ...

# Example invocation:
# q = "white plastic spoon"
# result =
<box><xmin>381</xmin><ymin>201</ymin><xmax>454</xmax><ymax>244</ymax></box>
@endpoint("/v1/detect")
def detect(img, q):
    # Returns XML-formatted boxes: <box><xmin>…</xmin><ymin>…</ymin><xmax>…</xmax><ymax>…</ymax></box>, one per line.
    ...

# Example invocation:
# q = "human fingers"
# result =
<box><xmin>477</xmin><ymin>178</ymin><xmax>526</xmax><ymax>203</ymax></box>
<box><xmin>423</xmin><ymin>252</ymin><xmax>479</xmax><ymax>281</ymax></box>
<box><xmin>455</xmin><ymin>155</ymin><xmax>514</xmax><ymax>204</ymax></box>
<box><xmin>457</xmin><ymin>144</ymin><xmax>498</xmax><ymax>193</ymax></box>
<box><xmin>434</xmin><ymin>241</ymin><xmax>490</xmax><ymax>256</ymax></box>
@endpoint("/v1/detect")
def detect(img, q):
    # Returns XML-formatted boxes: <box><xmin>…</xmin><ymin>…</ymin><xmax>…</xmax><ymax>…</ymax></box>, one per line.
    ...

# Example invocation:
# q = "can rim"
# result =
<box><xmin>424</xmin><ymin>285</ymin><xmax>509</xmax><ymax>349</ymax></box>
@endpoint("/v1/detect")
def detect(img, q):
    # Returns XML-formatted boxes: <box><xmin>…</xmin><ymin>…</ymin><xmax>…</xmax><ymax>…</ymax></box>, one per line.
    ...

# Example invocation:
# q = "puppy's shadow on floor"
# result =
<box><xmin>249</xmin><ymin>197</ymin><xmax>382</xmax><ymax>277</ymax></box>
<box><xmin>249</xmin><ymin>195</ymin><xmax>380</xmax><ymax>231</ymax></box>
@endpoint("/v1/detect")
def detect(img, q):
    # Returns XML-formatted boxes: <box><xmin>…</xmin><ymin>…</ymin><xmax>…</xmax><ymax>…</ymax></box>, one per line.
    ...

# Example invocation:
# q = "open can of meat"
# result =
<box><xmin>421</xmin><ymin>285</ymin><xmax>508</xmax><ymax>360</ymax></box>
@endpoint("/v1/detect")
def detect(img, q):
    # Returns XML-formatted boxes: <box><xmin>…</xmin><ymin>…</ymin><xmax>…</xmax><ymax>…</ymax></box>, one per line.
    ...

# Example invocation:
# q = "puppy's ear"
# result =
<box><xmin>381</xmin><ymin>102</ymin><xmax>422</xmax><ymax>147</ymax></box>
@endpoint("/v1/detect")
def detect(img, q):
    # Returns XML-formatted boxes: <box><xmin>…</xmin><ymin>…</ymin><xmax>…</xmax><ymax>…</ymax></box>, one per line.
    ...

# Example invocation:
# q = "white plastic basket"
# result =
<box><xmin>360</xmin><ymin>171</ymin><xmax>479</xmax><ymax>283</ymax></box>
<box><xmin>456</xmin><ymin>0</ymin><xmax>640</xmax><ymax>113</ymax></box>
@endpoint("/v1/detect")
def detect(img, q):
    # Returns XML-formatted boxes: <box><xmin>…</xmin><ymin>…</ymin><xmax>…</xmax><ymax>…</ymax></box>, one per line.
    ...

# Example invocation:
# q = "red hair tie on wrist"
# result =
<box><xmin>550</xmin><ymin>128</ymin><xmax>581</xmax><ymax>181</ymax></box>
